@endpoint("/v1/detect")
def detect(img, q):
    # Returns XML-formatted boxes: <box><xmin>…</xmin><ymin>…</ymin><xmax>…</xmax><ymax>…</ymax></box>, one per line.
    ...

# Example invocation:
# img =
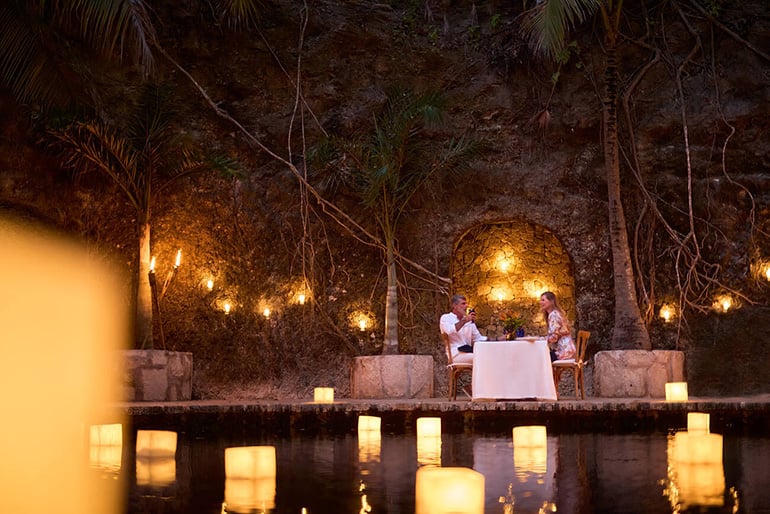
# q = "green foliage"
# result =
<box><xmin>490</xmin><ymin>14</ymin><xmax>502</xmax><ymax>30</ymax></box>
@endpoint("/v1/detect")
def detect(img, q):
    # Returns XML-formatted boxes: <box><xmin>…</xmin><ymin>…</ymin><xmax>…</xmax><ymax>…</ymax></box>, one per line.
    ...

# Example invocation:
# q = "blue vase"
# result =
<box><xmin>515</xmin><ymin>327</ymin><xmax>525</xmax><ymax>338</ymax></box>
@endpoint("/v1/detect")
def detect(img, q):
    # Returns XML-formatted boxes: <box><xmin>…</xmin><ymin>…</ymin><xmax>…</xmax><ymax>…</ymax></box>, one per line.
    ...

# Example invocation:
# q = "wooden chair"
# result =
<box><xmin>442</xmin><ymin>333</ymin><xmax>473</xmax><ymax>400</ymax></box>
<box><xmin>552</xmin><ymin>330</ymin><xmax>591</xmax><ymax>400</ymax></box>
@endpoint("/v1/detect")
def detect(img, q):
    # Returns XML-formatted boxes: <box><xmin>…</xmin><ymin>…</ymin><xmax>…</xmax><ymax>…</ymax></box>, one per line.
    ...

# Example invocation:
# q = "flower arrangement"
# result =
<box><xmin>500</xmin><ymin>310</ymin><xmax>526</xmax><ymax>339</ymax></box>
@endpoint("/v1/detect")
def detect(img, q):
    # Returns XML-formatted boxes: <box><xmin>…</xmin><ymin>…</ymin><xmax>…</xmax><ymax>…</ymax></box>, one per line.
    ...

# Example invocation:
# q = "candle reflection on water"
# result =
<box><xmin>666</xmin><ymin>431</ymin><xmax>725</xmax><ymax>508</ymax></box>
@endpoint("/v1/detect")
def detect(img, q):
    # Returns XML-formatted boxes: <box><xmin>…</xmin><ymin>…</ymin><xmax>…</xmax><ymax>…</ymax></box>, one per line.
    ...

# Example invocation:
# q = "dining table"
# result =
<box><xmin>472</xmin><ymin>338</ymin><xmax>558</xmax><ymax>401</ymax></box>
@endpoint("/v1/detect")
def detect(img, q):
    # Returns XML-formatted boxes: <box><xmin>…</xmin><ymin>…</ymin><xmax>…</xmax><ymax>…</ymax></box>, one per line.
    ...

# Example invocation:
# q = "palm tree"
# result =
<box><xmin>331</xmin><ymin>89</ymin><xmax>476</xmax><ymax>354</ymax></box>
<box><xmin>522</xmin><ymin>0</ymin><xmax>651</xmax><ymax>350</ymax></box>
<box><xmin>50</xmin><ymin>84</ymin><xmax>234</xmax><ymax>348</ymax></box>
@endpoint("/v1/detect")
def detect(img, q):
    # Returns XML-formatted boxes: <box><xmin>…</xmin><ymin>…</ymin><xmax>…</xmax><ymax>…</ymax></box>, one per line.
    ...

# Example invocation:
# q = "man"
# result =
<box><xmin>439</xmin><ymin>294</ymin><xmax>487</xmax><ymax>365</ymax></box>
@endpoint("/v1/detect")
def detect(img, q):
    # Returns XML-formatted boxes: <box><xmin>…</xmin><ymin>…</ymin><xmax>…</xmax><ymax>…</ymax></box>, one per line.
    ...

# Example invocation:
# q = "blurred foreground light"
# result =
<box><xmin>415</xmin><ymin>466</ymin><xmax>484</xmax><ymax>514</ymax></box>
<box><xmin>1</xmin><ymin>215</ymin><xmax>127</xmax><ymax>514</ymax></box>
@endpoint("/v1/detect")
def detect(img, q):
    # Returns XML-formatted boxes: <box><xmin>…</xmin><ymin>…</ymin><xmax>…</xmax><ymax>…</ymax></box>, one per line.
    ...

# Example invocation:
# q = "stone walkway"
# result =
<box><xmin>118</xmin><ymin>393</ymin><xmax>770</xmax><ymax>437</ymax></box>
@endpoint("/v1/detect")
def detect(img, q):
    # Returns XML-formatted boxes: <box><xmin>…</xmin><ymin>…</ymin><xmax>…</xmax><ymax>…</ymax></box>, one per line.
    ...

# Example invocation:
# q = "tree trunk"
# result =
<box><xmin>382</xmin><ymin>238</ymin><xmax>400</xmax><ymax>354</ymax></box>
<box><xmin>603</xmin><ymin>40</ymin><xmax>651</xmax><ymax>350</ymax></box>
<box><xmin>136</xmin><ymin>222</ymin><xmax>154</xmax><ymax>348</ymax></box>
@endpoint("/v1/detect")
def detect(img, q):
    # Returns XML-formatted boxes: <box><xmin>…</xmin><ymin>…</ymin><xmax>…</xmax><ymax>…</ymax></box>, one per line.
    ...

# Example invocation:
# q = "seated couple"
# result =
<box><xmin>440</xmin><ymin>292</ymin><xmax>576</xmax><ymax>364</ymax></box>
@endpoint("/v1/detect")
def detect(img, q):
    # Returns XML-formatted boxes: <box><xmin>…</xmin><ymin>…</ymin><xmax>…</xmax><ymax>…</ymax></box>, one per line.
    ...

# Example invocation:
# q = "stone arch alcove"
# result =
<box><xmin>451</xmin><ymin>221</ymin><xmax>575</xmax><ymax>340</ymax></box>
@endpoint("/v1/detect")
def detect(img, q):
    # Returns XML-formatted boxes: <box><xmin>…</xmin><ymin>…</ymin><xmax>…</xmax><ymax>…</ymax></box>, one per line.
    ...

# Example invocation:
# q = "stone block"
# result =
<box><xmin>593</xmin><ymin>350</ymin><xmax>685</xmax><ymax>398</ymax></box>
<box><xmin>123</xmin><ymin>350</ymin><xmax>193</xmax><ymax>401</ymax></box>
<box><xmin>351</xmin><ymin>355</ymin><xmax>434</xmax><ymax>399</ymax></box>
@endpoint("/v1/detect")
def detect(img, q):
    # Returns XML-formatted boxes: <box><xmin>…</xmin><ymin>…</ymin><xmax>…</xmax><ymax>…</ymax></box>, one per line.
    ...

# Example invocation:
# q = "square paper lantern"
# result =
<box><xmin>687</xmin><ymin>412</ymin><xmax>710</xmax><ymax>433</ymax></box>
<box><xmin>225</xmin><ymin>446</ymin><xmax>277</xmax><ymax>513</ymax></box>
<box><xmin>89</xmin><ymin>423</ymin><xmax>123</xmax><ymax>473</ymax></box>
<box><xmin>668</xmin><ymin>432</ymin><xmax>724</xmax><ymax>507</ymax></box>
<box><xmin>417</xmin><ymin>417</ymin><xmax>442</xmax><ymax>467</ymax></box>
<box><xmin>513</xmin><ymin>426</ymin><xmax>548</xmax><ymax>475</ymax></box>
<box><xmin>135</xmin><ymin>430</ymin><xmax>178</xmax><ymax>487</ymax></box>
<box><xmin>358</xmin><ymin>415</ymin><xmax>381</xmax><ymax>465</ymax></box>
<box><xmin>415</xmin><ymin>466</ymin><xmax>484</xmax><ymax>514</ymax></box>
<box><xmin>314</xmin><ymin>387</ymin><xmax>335</xmax><ymax>403</ymax></box>
<box><xmin>665</xmin><ymin>382</ymin><xmax>688</xmax><ymax>402</ymax></box>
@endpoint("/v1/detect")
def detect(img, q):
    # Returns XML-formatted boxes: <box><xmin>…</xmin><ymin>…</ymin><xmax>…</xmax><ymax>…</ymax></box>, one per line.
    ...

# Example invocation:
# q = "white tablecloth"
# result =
<box><xmin>472</xmin><ymin>339</ymin><xmax>557</xmax><ymax>400</ymax></box>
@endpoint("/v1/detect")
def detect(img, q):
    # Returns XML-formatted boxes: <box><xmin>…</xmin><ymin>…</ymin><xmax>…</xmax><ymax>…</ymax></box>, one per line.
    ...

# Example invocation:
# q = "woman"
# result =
<box><xmin>539</xmin><ymin>291</ymin><xmax>576</xmax><ymax>361</ymax></box>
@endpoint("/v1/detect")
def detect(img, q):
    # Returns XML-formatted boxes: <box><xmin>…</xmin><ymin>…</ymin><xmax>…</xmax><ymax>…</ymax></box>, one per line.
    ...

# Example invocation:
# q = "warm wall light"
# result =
<box><xmin>359</xmin><ymin>319</ymin><xmax>366</xmax><ymax>331</ymax></box>
<box><xmin>415</xmin><ymin>467</ymin><xmax>485</xmax><ymax>514</ymax></box>
<box><xmin>263</xmin><ymin>308</ymin><xmax>271</xmax><ymax>318</ymax></box>
<box><xmin>314</xmin><ymin>387</ymin><xmax>334</xmax><ymax>403</ymax></box>
<box><xmin>298</xmin><ymin>293</ymin><xmax>306</xmax><ymax>305</ymax></box>
<box><xmin>765</xmin><ymin>265</ymin><xmax>770</xmax><ymax>281</ymax></box>
<box><xmin>135</xmin><ymin>430</ymin><xmax>177</xmax><ymax>487</ymax></box>
<box><xmin>174</xmin><ymin>249</ymin><xmax>182</xmax><ymax>268</ymax></box>
<box><xmin>659</xmin><ymin>304</ymin><xmax>674</xmax><ymax>323</ymax></box>
<box><xmin>713</xmin><ymin>294</ymin><xmax>733</xmax><ymax>312</ymax></box>
<box><xmin>665</xmin><ymin>382</ymin><xmax>688</xmax><ymax>402</ymax></box>
<box><xmin>687</xmin><ymin>412</ymin><xmax>710</xmax><ymax>433</ymax></box>
<box><xmin>224</xmin><ymin>302</ymin><xmax>231</xmax><ymax>314</ymax></box>
<box><xmin>417</xmin><ymin>417</ymin><xmax>442</xmax><ymax>467</ymax></box>
<box><xmin>224</xmin><ymin>446</ymin><xmax>277</xmax><ymax>513</ymax></box>
<box><xmin>206</xmin><ymin>279</ymin><xmax>214</xmax><ymax>291</ymax></box>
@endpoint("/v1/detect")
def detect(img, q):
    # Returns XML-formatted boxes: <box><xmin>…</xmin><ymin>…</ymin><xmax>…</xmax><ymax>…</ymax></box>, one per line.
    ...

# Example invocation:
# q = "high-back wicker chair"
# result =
<box><xmin>442</xmin><ymin>332</ymin><xmax>473</xmax><ymax>400</ymax></box>
<box><xmin>552</xmin><ymin>330</ymin><xmax>591</xmax><ymax>399</ymax></box>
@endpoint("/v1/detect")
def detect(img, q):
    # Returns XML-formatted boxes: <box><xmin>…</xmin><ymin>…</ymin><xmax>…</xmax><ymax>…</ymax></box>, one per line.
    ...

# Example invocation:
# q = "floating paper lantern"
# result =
<box><xmin>314</xmin><ymin>387</ymin><xmax>334</xmax><ymax>403</ymax></box>
<box><xmin>667</xmin><ymin>432</ymin><xmax>724</xmax><ymax>507</ymax></box>
<box><xmin>417</xmin><ymin>417</ymin><xmax>442</xmax><ymax>467</ymax></box>
<box><xmin>665</xmin><ymin>382</ymin><xmax>688</xmax><ymax>402</ymax></box>
<box><xmin>224</xmin><ymin>446</ymin><xmax>276</xmax><ymax>513</ymax></box>
<box><xmin>135</xmin><ymin>430</ymin><xmax>177</xmax><ymax>487</ymax></box>
<box><xmin>358</xmin><ymin>415</ymin><xmax>381</xmax><ymax>465</ymax></box>
<box><xmin>415</xmin><ymin>466</ymin><xmax>484</xmax><ymax>514</ymax></box>
<box><xmin>687</xmin><ymin>412</ymin><xmax>710</xmax><ymax>433</ymax></box>
<box><xmin>89</xmin><ymin>423</ymin><xmax>123</xmax><ymax>473</ymax></box>
<box><xmin>513</xmin><ymin>426</ymin><xmax>548</xmax><ymax>475</ymax></box>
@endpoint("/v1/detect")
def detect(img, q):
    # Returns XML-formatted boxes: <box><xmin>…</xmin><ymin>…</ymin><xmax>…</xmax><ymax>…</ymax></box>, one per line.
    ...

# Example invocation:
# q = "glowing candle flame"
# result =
<box><xmin>263</xmin><ymin>308</ymin><xmax>271</xmax><ymax>318</ymax></box>
<box><xmin>175</xmin><ymin>249</ymin><xmax>181</xmax><ymax>268</ymax></box>
<box><xmin>359</xmin><ymin>319</ymin><xmax>366</xmax><ymax>331</ymax></box>
<box><xmin>720</xmin><ymin>297</ymin><xmax>731</xmax><ymax>312</ymax></box>
<box><xmin>224</xmin><ymin>302</ymin><xmax>231</xmax><ymax>314</ymax></box>
<box><xmin>150</xmin><ymin>256</ymin><xmax>156</xmax><ymax>272</ymax></box>
<box><xmin>298</xmin><ymin>294</ymin><xmax>306</xmax><ymax>305</ymax></box>
<box><xmin>660</xmin><ymin>305</ymin><xmax>673</xmax><ymax>322</ymax></box>
<box><xmin>206</xmin><ymin>279</ymin><xmax>214</xmax><ymax>290</ymax></box>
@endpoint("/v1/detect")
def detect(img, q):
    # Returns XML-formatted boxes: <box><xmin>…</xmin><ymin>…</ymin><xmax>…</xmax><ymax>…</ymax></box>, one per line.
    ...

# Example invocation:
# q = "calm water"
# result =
<box><xmin>107</xmin><ymin>428</ymin><xmax>770</xmax><ymax>514</ymax></box>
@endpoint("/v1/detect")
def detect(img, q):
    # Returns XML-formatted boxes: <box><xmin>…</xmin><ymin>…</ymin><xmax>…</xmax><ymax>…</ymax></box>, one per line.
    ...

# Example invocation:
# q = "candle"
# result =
<box><xmin>175</xmin><ymin>249</ymin><xmax>181</xmax><ymax>268</ymax></box>
<box><xmin>150</xmin><ymin>256</ymin><xmax>156</xmax><ymax>273</ymax></box>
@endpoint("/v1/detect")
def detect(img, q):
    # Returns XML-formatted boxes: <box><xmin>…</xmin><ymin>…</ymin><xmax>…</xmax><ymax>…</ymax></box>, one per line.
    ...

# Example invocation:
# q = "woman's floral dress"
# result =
<box><xmin>548</xmin><ymin>309</ymin><xmax>576</xmax><ymax>360</ymax></box>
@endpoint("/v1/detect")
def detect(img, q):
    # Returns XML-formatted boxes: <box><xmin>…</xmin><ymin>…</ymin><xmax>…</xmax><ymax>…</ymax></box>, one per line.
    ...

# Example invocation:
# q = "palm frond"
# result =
<box><xmin>63</xmin><ymin>0</ymin><xmax>156</xmax><ymax>75</ymax></box>
<box><xmin>520</xmin><ymin>0</ymin><xmax>598</xmax><ymax>59</ymax></box>
<box><xmin>0</xmin><ymin>4</ymin><xmax>73</xmax><ymax>106</ymax></box>
<box><xmin>216</xmin><ymin>0</ymin><xmax>262</xmax><ymax>30</ymax></box>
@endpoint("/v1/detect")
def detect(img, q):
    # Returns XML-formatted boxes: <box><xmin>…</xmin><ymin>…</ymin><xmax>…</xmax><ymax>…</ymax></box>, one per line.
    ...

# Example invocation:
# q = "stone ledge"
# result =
<box><xmin>593</xmin><ymin>350</ymin><xmax>685</xmax><ymax>398</ymax></box>
<box><xmin>123</xmin><ymin>349</ymin><xmax>193</xmax><ymax>401</ymax></box>
<box><xmin>350</xmin><ymin>355</ymin><xmax>434</xmax><ymax>399</ymax></box>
